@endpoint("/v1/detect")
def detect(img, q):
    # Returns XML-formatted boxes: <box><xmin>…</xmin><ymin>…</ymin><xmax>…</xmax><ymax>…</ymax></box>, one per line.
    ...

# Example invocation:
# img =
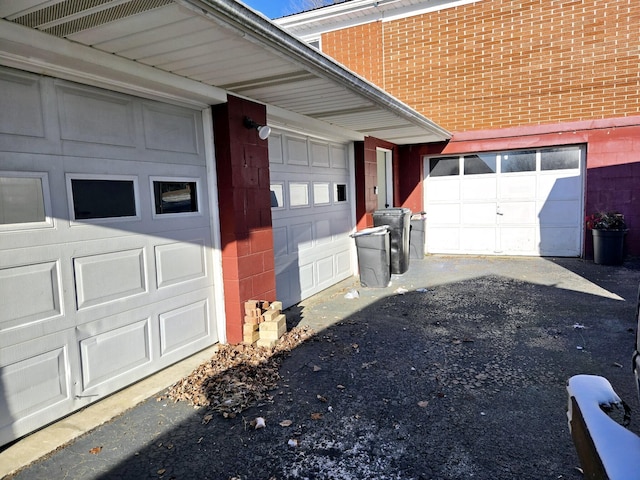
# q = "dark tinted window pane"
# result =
<box><xmin>154</xmin><ymin>181</ymin><xmax>197</xmax><ymax>214</ymax></box>
<box><xmin>541</xmin><ymin>147</ymin><xmax>580</xmax><ymax>170</ymax></box>
<box><xmin>336</xmin><ymin>184</ymin><xmax>347</xmax><ymax>202</ymax></box>
<box><xmin>429</xmin><ymin>157</ymin><xmax>459</xmax><ymax>177</ymax></box>
<box><xmin>464</xmin><ymin>154</ymin><xmax>496</xmax><ymax>175</ymax></box>
<box><xmin>72</xmin><ymin>179</ymin><xmax>136</xmax><ymax>219</ymax></box>
<box><xmin>502</xmin><ymin>150</ymin><xmax>536</xmax><ymax>172</ymax></box>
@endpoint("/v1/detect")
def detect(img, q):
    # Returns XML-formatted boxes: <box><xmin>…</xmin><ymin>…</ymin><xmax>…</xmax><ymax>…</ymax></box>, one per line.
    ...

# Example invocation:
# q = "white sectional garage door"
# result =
<box><xmin>269</xmin><ymin>130</ymin><xmax>353</xmax><ymax>308</ymax></box>
<box><xmin>0</xmin><ymin>68</ymin><xmax>219</xmax><ymax>446</ymax></box>
<box><xmin>424</xmin><ymin>146</ymin><xmax>584</xmax><ymax>256</ymax></box>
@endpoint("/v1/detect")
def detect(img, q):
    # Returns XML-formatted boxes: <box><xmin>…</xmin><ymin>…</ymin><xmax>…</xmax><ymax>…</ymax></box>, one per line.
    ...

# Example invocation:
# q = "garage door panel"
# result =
<box><xmin>460</xmin><ymin>227</ymin><xmax>496</xmax><ymax>252</ymax></box>
<box><xmin>273</xmin><ymin>226</ymin><xmax>288</xmax><ymax>257</ymax></box>
<box><xmin>500</xmin><ymin>201</ymin><xmax>537</xmax><ymax>224</ymax></box>
<box><xmin>500</xmin><ymin>175</ymin><xmax>536</xmax><ymax>199</ymax></box>
<box><xmin>268</xmin><ymin>133</ymin><xmax>284</xmax><ymax>164</ymax></box>
<box><xmin>428</xmin><ymin>204</ymin><xmax>460</xmax><ymax>224</ymax></box>
<box><xmin>336</xmin><ymin>250</ymin><xmax>351</xmax><ymax>276</ymax></box>
<box><xmin>0</xmin><ymin>70</ymin><xmax>44</xmax><ymax>137</ymax></box>
<box><xmin>462</xmin><ymin>177</ymin><xmax>497</xmax><ymax>201</ymax></box>
<box><xmin>316</xmin><ymin>257</ymin><xmax>334</xmax><ymax>285</ymax></box>
<box><xmin>427</xmin><ymin>227</ymin><xmax>460</xmax><ymax>252</ymax></box>
<box><xmin>57</xmin><ymin>84</ymin><xmax>136</xmax><ymax>147</ymax></box>
<box><xmin>155</xmin><ymin>239</ymin><xmax>207</xmax><ymax>288</ymax></box>
<box><xmin>539</xmin><ymin>174</ymin><xmax>581</xmax><ymax>200</ymax></box>
<box><xmin>0</xmin><ymin>260</ymin><xmax>63</xmax><ymax>330</ymax></box>
<box><xmin>315</xmin><ymin>219</ymin><xmax>332</xmax><ymax>244</ymax></box>
<box><xmin>311</xmin><ymin>141</ymin><xmax>330</xmax><ymax>167</ymax></box>
<box><xmin>142</xmin><ymin>103</ymin><xmax>201</xmax><ymax>155</ymax></box>
<box><xmin>501</xmin><ymin>227</ymin><xmax>536</xmax><ymax>253</ymax></box>
<box><xmin>0</xmin><ymin>332</ymin><xmax>73</xmax><ymax>438</ymax></box>
<box><xmin>331</xmin><ymin>145</ymin><xmax>347</xmax><ymax>169</ymax></box>
<box><xmin>331</xmin><ymin>214</ymin><xmax>351</xmax><ymax>238</ymax></box>
<box><xmin>299</xmin><ymin>263</ymin><xmax>314</xmax><ymax>292</ymax></box>
<box><xmin>159</xmin><ymin>299</ymin><xmax>209</xmax><ymax>356</ymax></box>
<box><xmin>78</xmin><ymin>318</ymin><xmax>151</xmax><ymax>391</ymax></box>
<box><xmin>290</xmin><ymin>222</ymin><xmax>313</xmax><ymax>251</ymax></box>
<box><xmin>427</xmin><ymin>178</ymin><xmax>459</xmax><ymax>201</ymax></box>
<box><xmin>461</xmin><ymin>203</ymin><xmax>497</xmax><ymax>224</ymax></box>
<box><xmin>74</xmin><ymin>248</ymin><xmax>147</xmax><ymax>310</ymax></box>
<box><xmin>539</xmin><ymin>200</ymin><xmax>581</xmax><ymax>224</ymax></box>
<box><xmin>284</xmin><ymin>135</ymin><xmax>309</xmax><ymax>165</ymax></box>
<box><xmin>539</xmin><ymin>227</ymin><xmax>580</xmax><ymax>256</ymax></box>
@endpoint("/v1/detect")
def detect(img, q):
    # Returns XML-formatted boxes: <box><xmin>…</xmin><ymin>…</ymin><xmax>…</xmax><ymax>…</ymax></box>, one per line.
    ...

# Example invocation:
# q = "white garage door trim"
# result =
<box><xmin>269</xmin><ymin>129</ymin><xmax>355</xmax><ymax>309</ymax></box>
<box><xmin>0</xmin><ymin>68</ymin><xmax>223</xmax><ymax>446</ymax></box>
<box><xmin>424</xmin><ymin>146</ymin><xmax>585</xmax><ymax>257</ymax></box>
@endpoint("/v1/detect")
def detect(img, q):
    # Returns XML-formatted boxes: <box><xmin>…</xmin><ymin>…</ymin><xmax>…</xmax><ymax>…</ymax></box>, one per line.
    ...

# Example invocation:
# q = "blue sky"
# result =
<box><xmin>242</xmin><ymin>0</ymin><xmax>292</xmax><ymax>19</ymax></box>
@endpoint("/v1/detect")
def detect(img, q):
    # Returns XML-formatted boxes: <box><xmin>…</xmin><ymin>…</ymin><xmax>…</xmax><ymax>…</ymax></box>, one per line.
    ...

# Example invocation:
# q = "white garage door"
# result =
<box><xmin>269</xmin><ymin>130</ymin><xmax>353</xmax><ymax>308</ymax></box>
<box><xmin>424</xmin><ymin>146</ymin><xmax>584</xmax><ymax>256</ymax></box>
<box><xmin>0</xmin><ymin>68</ymin><xmax>219</xmax><ymax>446</ymax></box>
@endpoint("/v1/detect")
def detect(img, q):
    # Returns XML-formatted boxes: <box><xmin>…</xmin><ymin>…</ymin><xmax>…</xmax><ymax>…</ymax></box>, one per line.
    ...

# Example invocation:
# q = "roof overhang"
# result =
<box><xmin>0</xmin><ymin>0</ymin><xmax>450</xmax><ymax>144</ymax></box>
<box><xmin>276</xmin><ymin>0</ymin><xmax>480</xmax><ymax>38</ymax></box>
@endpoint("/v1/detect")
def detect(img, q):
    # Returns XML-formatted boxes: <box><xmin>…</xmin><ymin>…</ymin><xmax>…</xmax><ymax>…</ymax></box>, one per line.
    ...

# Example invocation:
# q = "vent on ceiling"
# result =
<box><xmin>11</xmin><ymin>0</ymin><xmax>172</xmax><ymax>37</ymax></box>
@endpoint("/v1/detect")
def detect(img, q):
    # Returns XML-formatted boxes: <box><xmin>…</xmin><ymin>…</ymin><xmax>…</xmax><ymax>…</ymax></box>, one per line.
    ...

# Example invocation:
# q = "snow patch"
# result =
<box><xmin>567</xmin><ymin>375</ymin><xmax>640</xmax><ymax>479</ymax></box>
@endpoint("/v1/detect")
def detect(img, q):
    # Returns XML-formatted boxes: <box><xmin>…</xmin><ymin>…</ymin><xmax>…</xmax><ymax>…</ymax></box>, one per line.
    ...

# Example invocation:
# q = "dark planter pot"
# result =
<box><xmin>592</xmin><ymin>229</ymin><xmax>627</xmax><ymax>265</ymax></box>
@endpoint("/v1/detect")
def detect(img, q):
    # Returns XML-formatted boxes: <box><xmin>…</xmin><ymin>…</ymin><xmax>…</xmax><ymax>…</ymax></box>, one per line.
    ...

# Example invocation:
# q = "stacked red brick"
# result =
<box><xmin>243</xmin><ymin>300</ymin><xmax>287</xmax><ymax>348</ymax></box>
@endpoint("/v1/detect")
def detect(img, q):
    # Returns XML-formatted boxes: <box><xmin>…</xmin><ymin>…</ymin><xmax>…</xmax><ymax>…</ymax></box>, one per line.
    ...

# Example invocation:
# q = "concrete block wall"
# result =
<box><xmin>321</xmin><ymin>0</ymin><xmax>640</xmax><ymax>133</ymax></box>
<box><xmin>212</xmin><ymin>95</ymin><xmax>276</xmax><ymax>343</ymax></box>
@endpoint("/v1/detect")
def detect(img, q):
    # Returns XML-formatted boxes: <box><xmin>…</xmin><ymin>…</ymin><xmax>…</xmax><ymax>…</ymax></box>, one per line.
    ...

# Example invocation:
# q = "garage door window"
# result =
<box><xmin>427</xmin><ymin>146</ymin><xmax>582</xmax><ymax>176</ymax></box>
<box><xmin>0</xmin><ymin>172</ymin><xmax>51</xmax><ymax>229</ymax></box>
<box><xmin>464</xmin><ymin>154</ymin><xmax>496</xmax><ymax>175</ymax></box>
<box><xmin>313</xmin><ymin>183</ymin><xmax>330</xmax><ymax>205</ymax></box>
<box><xmin>502</xmin><ymin>150</ymin><xmax>536</xmax><ymax>173</ymax></box>
<box><xmin>290</xmin><ymin>182</ymin><xmax>309</xmax><ymax>207</ymax></box>
<box><xmin>429</xmin><ymin>157</ymin><xmax>459</xmax><ymax>177</ymax></box>
<box><xmin>271</xmin><ymin>183</ymin><xmax>284</xmax><ymax>208</ymax></box>
<box><xmin>68</xmin><ymin>174</ymin><xmax>139</xmax><ymax>222</ymax></box>
<box><xmin>152</xmin><ymin>179</ymin><xmax>199</xmax><ymax>216</ymax></box>
<box><xmin>541</xmin><ymin>147</ymin><xmax>580</xmax><ymax>171</ymax></box>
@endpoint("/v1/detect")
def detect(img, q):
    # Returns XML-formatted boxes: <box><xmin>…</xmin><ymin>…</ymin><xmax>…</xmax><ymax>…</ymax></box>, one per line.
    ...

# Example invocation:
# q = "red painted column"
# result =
<box><xmin>212</xmin><ymin>96</ymin><xmax>276</xmax><ymax>344</ymax></box>
<box><xmin>354</xmin><ymin>137</ymin><xmax>399</xmax><ymax>230</ymax></box>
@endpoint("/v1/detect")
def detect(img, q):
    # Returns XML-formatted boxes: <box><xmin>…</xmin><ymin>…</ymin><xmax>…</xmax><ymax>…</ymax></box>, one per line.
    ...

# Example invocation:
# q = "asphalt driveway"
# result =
<box><xmin>5</xmin><ymin>255</ymin><xmax>640</xmax><ymax>479</ymax></box>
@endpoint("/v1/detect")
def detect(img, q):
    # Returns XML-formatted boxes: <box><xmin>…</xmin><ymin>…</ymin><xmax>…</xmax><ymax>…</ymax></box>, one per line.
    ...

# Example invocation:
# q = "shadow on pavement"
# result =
<box><xmin>9</xmin><ymin>257</ymin><xmax>640</xmax><ymax>480</ymax></box>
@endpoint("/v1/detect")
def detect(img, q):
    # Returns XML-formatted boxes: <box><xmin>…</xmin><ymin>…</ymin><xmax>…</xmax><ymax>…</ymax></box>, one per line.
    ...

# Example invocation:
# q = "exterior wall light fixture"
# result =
<box><xmin>243</xmin><ymin>116</ymin><xmax>271</xmax><ymax>140</ymax></box>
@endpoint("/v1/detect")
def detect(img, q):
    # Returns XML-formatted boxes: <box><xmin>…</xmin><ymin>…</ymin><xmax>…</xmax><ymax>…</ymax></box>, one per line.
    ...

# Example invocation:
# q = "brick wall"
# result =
<box><xmin>323</xmin><ymin>21</ymin><xmax>384</xmax><ymax>87</ymax></box>
<box><xmin>322</xmin><ymin>0</ymin><xmax>640</xmax><ymax>132</ymax></box>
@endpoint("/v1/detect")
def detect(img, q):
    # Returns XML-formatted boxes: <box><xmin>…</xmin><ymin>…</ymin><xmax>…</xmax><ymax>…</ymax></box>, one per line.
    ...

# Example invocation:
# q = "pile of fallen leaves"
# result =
<box><xmin>160</xmin><ymin>326</ymin><xmax>314</xmax><ymax>418</ymax></box>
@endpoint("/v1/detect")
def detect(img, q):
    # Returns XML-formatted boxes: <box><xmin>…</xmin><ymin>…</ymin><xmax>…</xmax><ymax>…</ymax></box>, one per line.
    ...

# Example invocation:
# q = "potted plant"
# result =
<box><xmin>586</xmin><ymin>211</ymin><xmax>628</xmax><ymax>265</ymax></box>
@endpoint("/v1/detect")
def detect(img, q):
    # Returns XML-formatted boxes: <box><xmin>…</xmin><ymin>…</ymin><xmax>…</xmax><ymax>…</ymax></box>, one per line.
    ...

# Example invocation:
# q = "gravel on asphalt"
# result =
<box><xmin>6</xmin><ymin>256</ymin><xmax>640</xmax><ymax>480</ymax></box>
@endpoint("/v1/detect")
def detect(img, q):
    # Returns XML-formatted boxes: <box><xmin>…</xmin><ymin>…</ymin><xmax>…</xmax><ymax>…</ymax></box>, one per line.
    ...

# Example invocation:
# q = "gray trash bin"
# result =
<box><xmin>410</xmin><ymin>212</ymin><xmax>427</xmax><ymax>259</ymax></box>
<box><xmin>373</xmin><ymin>208</ymin><xmax>411</xmax><ymax>274</ymax></box>
<box><xmin>351</xmin><ymin>226</ymin><xmax>390</xmax><ymax>288</ymax></box>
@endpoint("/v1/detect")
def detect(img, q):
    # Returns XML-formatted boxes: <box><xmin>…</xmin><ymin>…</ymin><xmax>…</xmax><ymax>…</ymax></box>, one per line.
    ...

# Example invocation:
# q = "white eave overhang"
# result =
<box><xmin>0</xmin><ymin>0</ymin><xmax>450</xmax><ymax>145</ymax></box>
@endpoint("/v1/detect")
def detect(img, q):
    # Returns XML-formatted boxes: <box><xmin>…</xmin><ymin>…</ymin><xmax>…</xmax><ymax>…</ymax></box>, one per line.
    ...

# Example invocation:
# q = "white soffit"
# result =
<box><xmin>0</xmin><ymin>0</ymin><xmax>450</xmax><ymax>144</ymax></box>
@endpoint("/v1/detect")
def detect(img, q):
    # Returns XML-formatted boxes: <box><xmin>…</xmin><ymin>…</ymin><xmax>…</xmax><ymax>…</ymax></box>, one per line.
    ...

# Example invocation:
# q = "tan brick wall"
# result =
<box><xmin>323</xmin><ymin>21</ymin><xmax>384</xmax><ymax>87</ymax></box>
<box><xmin>322</xmin><ymin>0</ymin><xmax>640</xmax><ymax>132</ymax></box>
